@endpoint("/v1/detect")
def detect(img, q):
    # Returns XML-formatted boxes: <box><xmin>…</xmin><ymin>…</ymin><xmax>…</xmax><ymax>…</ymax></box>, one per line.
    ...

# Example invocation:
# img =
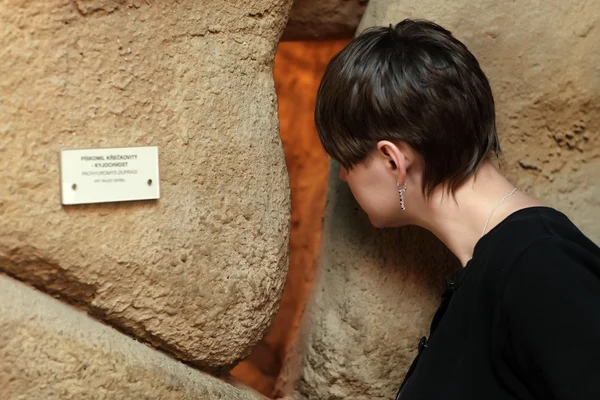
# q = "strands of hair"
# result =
<box><xmin>315</xmin><ymin>19</ymin><xmax>500</xmax><ymax>197</ymax></box>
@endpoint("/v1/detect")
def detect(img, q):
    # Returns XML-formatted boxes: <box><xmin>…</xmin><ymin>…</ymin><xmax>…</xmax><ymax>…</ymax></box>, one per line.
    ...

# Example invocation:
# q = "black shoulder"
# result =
<box><xmin>502</xmin><ymin>236</ymin><xmax>600</xmax><ymax>314</ymax></box>
<box><xmin>498</xmin><ymin>237</ymin><xmax>600</xmax><ymax>399</ymax></box>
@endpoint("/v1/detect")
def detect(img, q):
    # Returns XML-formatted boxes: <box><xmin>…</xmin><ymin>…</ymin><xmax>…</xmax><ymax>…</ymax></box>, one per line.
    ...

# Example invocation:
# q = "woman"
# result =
<box><xmin>315</xmin><ymin>19</ymin><xmax>600</xmax><ymax>399</ymax></box>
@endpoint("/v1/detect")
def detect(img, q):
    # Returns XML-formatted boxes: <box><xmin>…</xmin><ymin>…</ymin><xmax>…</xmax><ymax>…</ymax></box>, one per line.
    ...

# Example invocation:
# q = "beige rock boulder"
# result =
<box><xmin>0</xmin><ymin>275</ymin><xmax>266</xmax><ymax>400</ymax></box>
<box><xmin>281</xmin><ymin>171</ymin><xmax>457</xmax><ymax>399</ymax></box>
<box><xmin>282</xmin><ymin>0</ymin><xmax>368</xmax><ymax>40</ymax></box>
<box><xmin>0</xmin><ymin>0</ymin><xmax>292</xmax><ymax>370</ymax></box>
<box><xmin>285</xmin><ymin>1</ymin><xmax>600</xmax><ymax>398</ymax></box>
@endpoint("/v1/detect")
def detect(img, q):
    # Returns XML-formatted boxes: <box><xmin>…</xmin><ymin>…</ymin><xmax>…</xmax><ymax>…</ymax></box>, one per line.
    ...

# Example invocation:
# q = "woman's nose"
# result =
<box><xmin>339</xmin><ymin>167</ymin><xmax>348</xmax><ymax>182</ymax></box>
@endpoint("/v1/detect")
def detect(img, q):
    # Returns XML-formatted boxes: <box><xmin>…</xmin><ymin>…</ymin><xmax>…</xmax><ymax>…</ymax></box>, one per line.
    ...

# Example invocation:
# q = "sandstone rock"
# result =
<box><xmin>0</xmin><ymin>0</ymin><xmax>292</xmax><ymax>370</ymax></box>
<box><xmin>0</xmin><ymin>275</ymin><xmax>266</xmax><ymax>400</ymax></box>
<box><xmin>232</xmin><ymin>40</ymin><xmax>342</xmax><ymax>396</ymax></box>
<box><xmin>285</xmin><ymin>1</ymin><xmax>600</xmax><ymax>398</ymax></box>
<box><xmin>282</xmin><ymin>0</ymin><xmax>368</xmax><ymax>40</ymax></box>
<box><xmin>284</xmin><ymin>172</ymin><xmax>458</xmax><ymax>399</ymax></box>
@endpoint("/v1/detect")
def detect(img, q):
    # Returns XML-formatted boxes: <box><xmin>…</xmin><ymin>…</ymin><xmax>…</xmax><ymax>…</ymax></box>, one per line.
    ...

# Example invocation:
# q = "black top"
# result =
<box><xmin>396</xmin><ymin>207</ymin><xmax>600</xmax><ymax>400</ymax></box>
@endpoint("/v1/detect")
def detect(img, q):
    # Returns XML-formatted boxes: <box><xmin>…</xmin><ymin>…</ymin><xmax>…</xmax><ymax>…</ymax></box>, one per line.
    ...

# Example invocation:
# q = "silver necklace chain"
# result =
<box><xmin>480</xmin><ymin>187</ymin><xmax>518</xmax><ymax>238</ymax></box>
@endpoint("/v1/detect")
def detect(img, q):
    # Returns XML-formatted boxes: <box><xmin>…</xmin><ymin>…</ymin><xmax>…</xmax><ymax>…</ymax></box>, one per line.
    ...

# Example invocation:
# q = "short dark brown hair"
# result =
<box><xmin>315</xmin><ymin>19</ymin><xmax>500</xmax><ymax>196</ymax></box>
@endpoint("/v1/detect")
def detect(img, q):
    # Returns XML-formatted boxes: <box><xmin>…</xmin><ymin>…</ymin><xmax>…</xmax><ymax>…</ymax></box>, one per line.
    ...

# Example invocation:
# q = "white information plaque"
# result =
<box><xmin>60</xmin><ymin>146</ymin><xmax>160</xmax><ymax>205</ymax></box>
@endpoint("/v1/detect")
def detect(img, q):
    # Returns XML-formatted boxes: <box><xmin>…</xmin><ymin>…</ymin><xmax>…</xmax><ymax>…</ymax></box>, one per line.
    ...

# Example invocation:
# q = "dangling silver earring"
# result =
<box><xmin>397</xmin><ymin>182</ymin><xmax>407</xmax><ymax>211</ymax></box>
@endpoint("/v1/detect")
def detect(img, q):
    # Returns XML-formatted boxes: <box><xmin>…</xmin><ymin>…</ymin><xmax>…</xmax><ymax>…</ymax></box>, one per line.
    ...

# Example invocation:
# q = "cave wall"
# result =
<box><xmin>0</xmin><ymin>275</ymin><xmax>266</xmax><ymax>400</ymax></box>
<box><xmin>282</xmin><ymin>0</ymin><xmax>367</xmax><ymax>40</ymax></box>
<box><xmin>0</xmin><ymin>0</ymin><xmax>293</xmax><ymax>397</ymax></box>
<box><xmin>232</xmin><ymin>40</ymin><xmax>347</xmax><ymax>397</ymax></box>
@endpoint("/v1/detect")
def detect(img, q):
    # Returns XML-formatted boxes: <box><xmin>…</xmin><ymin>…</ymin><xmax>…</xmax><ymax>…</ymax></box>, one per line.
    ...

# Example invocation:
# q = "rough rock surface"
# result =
<box><xmin>284</xmin><ymin>175</ymin><xmax>458</xmax><ymax>399</ymax></box>
<box><xmin>232</xmin><ymin>40</ymin><xmax>344</xmax><ymax>397</ymax></box>
<box><xmin>286</xmin><ymin>1</ymin><xmax>600</xmax><ymax>398</ymax></box>
<box><xmin>0</xmin><ymin>0</ymin><xmax>292</xmax><ymax>370</ymax></box>
<box><xmin>282</xmin><ymin>0</ymin><xmax>368</xmax><ymax>40</ymax></box>
<box><xmin>0</xmin><ymin>275</ymin><xmax>266</xmax><ymax>400</ymax></box>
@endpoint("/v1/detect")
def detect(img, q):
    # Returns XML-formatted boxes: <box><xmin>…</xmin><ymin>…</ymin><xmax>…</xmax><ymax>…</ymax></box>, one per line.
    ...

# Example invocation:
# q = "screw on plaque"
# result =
<box><xmin>147</xmin><ymin>179</ymin><xmax>153</xmax><ymax>186</ymax></box>
<box><xmin>72</xmin><ymin>183</ymin><xmax>77</xmax><ymax>191</ymax></box>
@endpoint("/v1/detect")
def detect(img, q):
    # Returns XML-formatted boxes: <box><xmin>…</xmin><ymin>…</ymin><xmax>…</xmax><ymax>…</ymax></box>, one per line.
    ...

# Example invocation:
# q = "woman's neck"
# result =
<box><xmin>413</xmin><ymin>161</ymin><xmax>542</xmax><ymax>266</ymax></box>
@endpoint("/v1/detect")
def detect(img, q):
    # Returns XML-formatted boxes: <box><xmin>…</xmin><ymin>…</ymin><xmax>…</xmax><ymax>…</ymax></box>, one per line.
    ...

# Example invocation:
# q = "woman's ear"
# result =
<box><xmin>376</xmin><ymin>140</ymin><xmax>410</xmax><ymax>183</ymax></box>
